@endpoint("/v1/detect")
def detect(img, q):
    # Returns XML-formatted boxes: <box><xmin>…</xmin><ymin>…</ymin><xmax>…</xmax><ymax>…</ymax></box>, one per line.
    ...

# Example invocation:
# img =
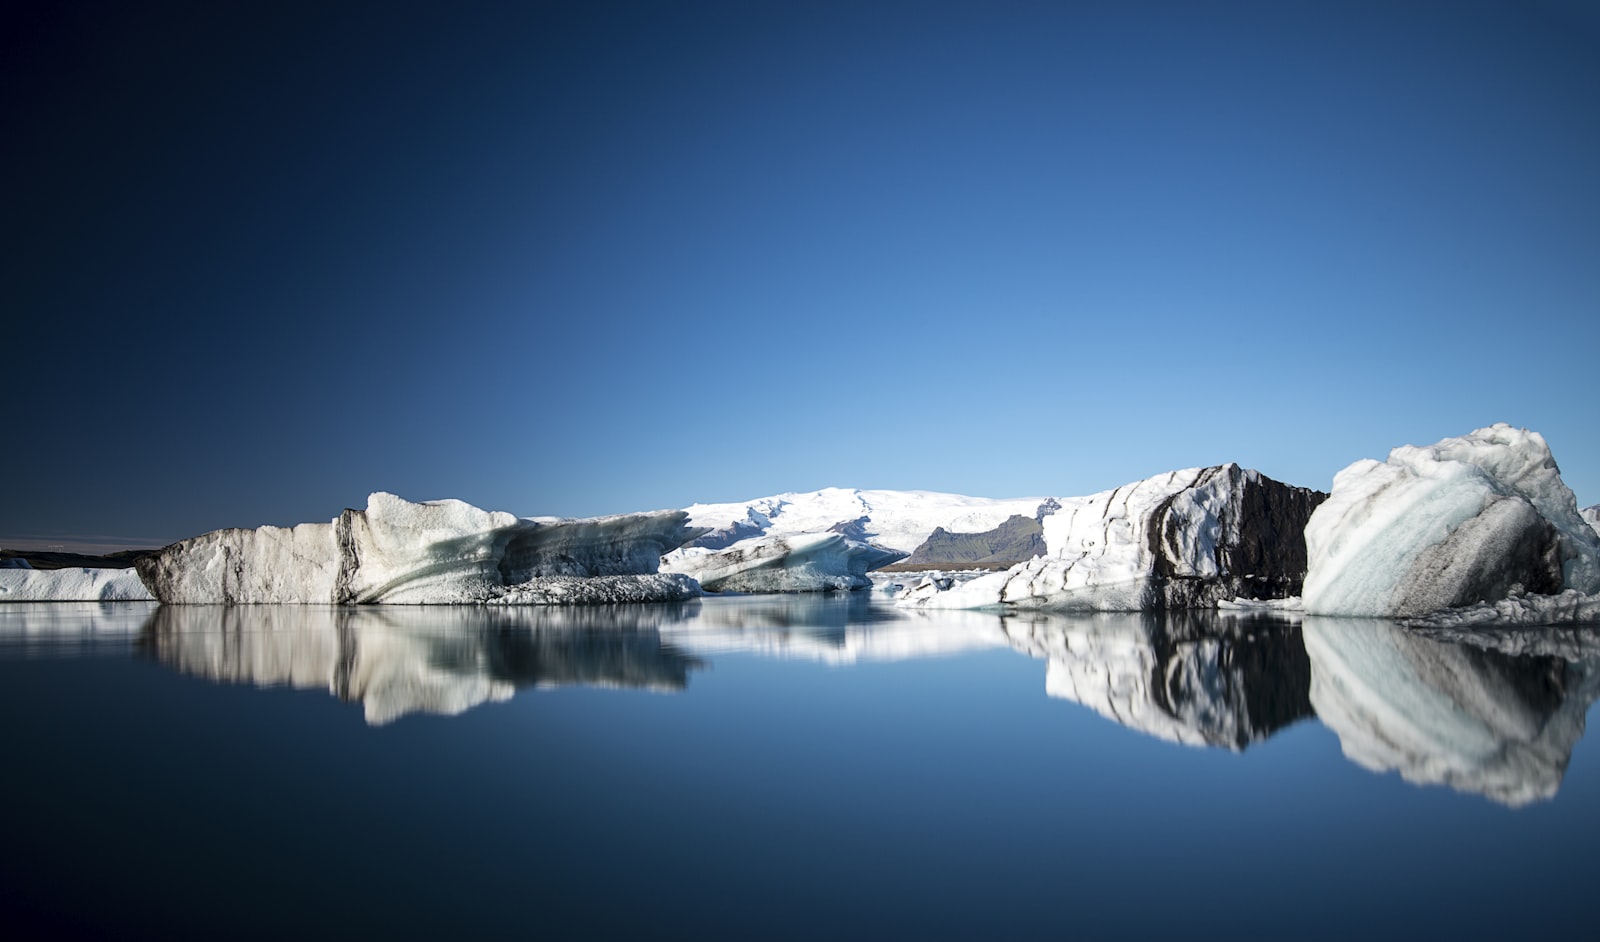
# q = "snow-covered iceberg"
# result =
<box><xmin>661</xmin><ymin>532</ymin><xmax>904</xmax><ymax>592</ymax></box>
<box><xmin>0</xmin><ymin>566</ymin><xmax>155</xmax><ymax>601</ymax></box>
<box><xmin>145</xmin><ymin>603</ymin><xmax>705</xmax><ymax>724</ymax></box>
<box><xmin>899</xmin><ymin>464</ymin><xmax>1325</xmax><ymax>611</ymax></box>
<box><xmin>1301</xmin><ymin>425</ymin><xmax>1600</xmax><ymax>618</ymax></box>
<box><xmin>1302</xmin><ymin>615</ymin><xmax>1600</xmax><ymax>806</ymax></box>
<box><xmin>136</xmin><ymin>492</ymin><xmax>704</xmax><ymax>604</ymax></box>
<box><xmin>1003</xmin><ymin>611</ymin><xmax>1313</xmax><ymax>749</ymax></box>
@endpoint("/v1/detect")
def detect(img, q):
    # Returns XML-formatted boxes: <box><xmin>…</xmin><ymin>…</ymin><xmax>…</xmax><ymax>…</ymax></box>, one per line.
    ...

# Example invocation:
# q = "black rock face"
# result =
<box><xmin>1147</xmin><ymin>465</ymin><xmax>1328</xmax><ymax>608</ymax></box>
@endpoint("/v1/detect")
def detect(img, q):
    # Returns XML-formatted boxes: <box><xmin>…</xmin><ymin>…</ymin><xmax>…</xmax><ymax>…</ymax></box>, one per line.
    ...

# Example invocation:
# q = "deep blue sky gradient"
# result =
<box><xmin>5</xmin><ymin>0</ymin><xmax>1598</xmax><ymax>549</ymax></box>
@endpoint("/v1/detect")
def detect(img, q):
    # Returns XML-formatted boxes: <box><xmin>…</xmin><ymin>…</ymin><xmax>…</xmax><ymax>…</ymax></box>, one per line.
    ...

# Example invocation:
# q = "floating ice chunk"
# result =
<box><xmin>0</xmin><ymin>567</ymin><xmax>155</xmax><ymax>601</ymax></box>
<box><xmin>662</xmin><ymin>532</ymin><xmax>905</xmax><ymax>593</ymax></box>
<box><xmin>136</xmin><ymin>492</ymin><xmax>704</xmax><ymax>604</ymax></box>
<box><xmin>899</xmin><ymin>464</ymin><xmax>1323</xmax><ymax>611</ymax></box>
<box><xmin>1302</xmin><ymin>425</ymin><xmax>1600</xmax><ymax>617</ymax></box>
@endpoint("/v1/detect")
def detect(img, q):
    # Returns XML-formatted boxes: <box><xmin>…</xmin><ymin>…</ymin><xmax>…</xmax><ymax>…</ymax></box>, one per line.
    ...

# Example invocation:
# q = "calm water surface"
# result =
<box><xmin>2</xmin><ymin>597</ymin><xmax>1597</xmax><ymax>940</ymax></box>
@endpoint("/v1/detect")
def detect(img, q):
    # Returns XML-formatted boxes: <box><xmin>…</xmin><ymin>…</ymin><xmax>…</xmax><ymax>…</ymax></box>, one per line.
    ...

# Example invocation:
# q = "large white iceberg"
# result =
<box><xmin>136</xmin><ymin>492</ymin><xmax>704</xmax><ymax>604</ymax></box>
<box><xmin>0</xmin><ymin>566</ymin><xmax>154</xmax><ymax>601</ymax></box>
<box><xmin>662</xmin><ymin>532</ymin><xmax>904</xmax><ymax>592</ymax></box>
<box><xmin>1302</xmin><ymin>615</ymin><xmax>1600</xmax><ymax>806</ymax></box>
<box><xmin>1302</xmin><ymin>425</ymin><xmax>1600</xmax><ymax>618</ymax></box>
<box><xmin>899</xmin><ymin>464</ymin><xmax>1324</xmax><ymax>611</ymax></box>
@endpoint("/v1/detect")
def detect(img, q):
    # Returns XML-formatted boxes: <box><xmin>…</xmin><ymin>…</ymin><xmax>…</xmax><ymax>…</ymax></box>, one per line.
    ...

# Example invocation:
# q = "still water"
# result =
<box><xmin>2</xmin><ymin>597</ymin><xmax>1597</xmax><ymax>940</ymax></box>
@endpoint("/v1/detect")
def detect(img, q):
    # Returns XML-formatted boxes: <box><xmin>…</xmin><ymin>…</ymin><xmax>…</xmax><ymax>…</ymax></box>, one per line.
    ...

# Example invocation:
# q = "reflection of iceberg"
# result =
<box><xmin>1302</xmin><ymin>616</ymin><xmax>1600</xmax><ymax>806</ymax></box>
<box><xmin>1001</xmin><ymin>611</ymin><xmax>1313</xmax><ymax>750</ymax></box>
<box><xmin>142</xmin><ymin>604</ymin><xmax>703</xmax><ymax>724</ymax></box>
<box><xmin>659</xmin><ymin>594</ymin><xmax>1010</xmax><ymax>663</ymax></box>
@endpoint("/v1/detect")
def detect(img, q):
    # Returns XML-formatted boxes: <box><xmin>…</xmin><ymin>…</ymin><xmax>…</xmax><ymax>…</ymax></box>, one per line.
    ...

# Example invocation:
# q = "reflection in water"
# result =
<box><xmin>141</xmin><ymin>604</ymin><xmax>704</xmax><ymax>725</ymax></box>
<box><xmin>5</xmin><ymin>600</ymin><xmax>1598</xmax><ymax>804</ymax></box>
<box><xmin>1302</xmin><ymin>616</ymin><xmax>1600</xmax><ymax>807</ymax></box>
<box><xmin>1001</xmin><ymin>611</ymin><xmax>1313</xmax><ymax>750</ymax></box>
<box><xmin>663</xmin><ymin>594</ymin><xmax>1011</xmax><ymax>662</ymax></box>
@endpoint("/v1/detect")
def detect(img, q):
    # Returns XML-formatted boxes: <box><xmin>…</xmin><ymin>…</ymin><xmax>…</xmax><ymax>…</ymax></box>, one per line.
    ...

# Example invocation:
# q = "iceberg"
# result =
<box><xmin>0</xmin><ymin>567</ymin><xmax>155</xmax><ymax>601</ymax></box>
<box><xmin>136</xmin><ymin>492</ymin><xmax>704</xmax><ymax>604</ymax></box>
<box><xmin>1302</xmin><ymin>425</ymin><xmax>1600</xmax><ymax>618</ymax></box>
<box><xmin>661</xmin><ymin>532</ymin><xmax>905</xmax><ymax>592</ymax></box>
<box><xmin>1584</xmin><ymin>503</ymin><xmax>1600</xmax><ymax>537</ymax></box>
<box><xmin>899</xmin><ymin>464</ymin><xmax>1325</xmax><ymax>611</ymax></box>
<box><xmin>1302</xmin><ymin>615</ymin><xmax>1600</xmax><ymax>806</ymax></box>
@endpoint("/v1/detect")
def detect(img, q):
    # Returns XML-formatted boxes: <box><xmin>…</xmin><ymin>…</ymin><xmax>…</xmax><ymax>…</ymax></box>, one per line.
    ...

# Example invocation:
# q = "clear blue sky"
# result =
<box><xmin>5</xmin><ymin>0</ymin><xmax>1598</xmax><ymax>551</ymax></box>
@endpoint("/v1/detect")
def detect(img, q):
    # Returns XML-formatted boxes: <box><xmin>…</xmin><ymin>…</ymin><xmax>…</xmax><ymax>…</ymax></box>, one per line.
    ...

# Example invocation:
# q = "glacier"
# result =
<box><xmin>661</xmin><ymin>532</ymin><xmax>905</xmax><ymax>592</ymax></box>
<box><xmin>663</xmin><ymin>487</ymin><xmax>1057</xmax><ymax>592</ymax></box>
<box><xmin>1301</xmin><ymin>425</ymin><xmax>1600</xmax><ymax>618</ymax></box>
<box><xmin>135</xmin><ymin>492</ymin><xmax>704</xmax><ymax>604</ymax></box>
<box><xmin>1303</xmin><ymin>615</ymin><xmax>1600</xmax><ymax>806</ymax></box>
<box><xmin>898</xmin><ymin>464</ymin><xmax>1325</xmax><ymax>611</ymax></box>
<box><xmin>0</xmin><ymin>566</ymin><xmax>154</xmax><ymax>601</ymax></box>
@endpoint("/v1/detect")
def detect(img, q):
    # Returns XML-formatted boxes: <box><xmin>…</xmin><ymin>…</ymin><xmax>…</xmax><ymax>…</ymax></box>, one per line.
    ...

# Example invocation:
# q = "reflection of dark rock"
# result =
<box><xmin>1001</xmin><ymin>611</ymin><xmax>1313</xmax><ymax>750</ymax></box>
<box><xmin>139</xmin><ymin>604</ymin><xmax>703</xmax><ymax>724</ymax></box>
<box><xmin>903</xmin><ymin>515</ymin><xmax>1047</xmax><ymax>567</ymax></box>
<box><xmin>1303</xmin><ymin>616</ymin><xmax>1600</xmax><ymax>806</ymax></box>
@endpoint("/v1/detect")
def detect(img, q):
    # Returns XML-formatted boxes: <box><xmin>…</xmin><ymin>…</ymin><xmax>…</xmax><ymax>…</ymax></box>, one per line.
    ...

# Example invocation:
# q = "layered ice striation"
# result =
<box><xmin>1303</xmin><ymin>616</ymin><xmax>1600</xmax><ymax>806</ymax></box>
<box><xmin>662</xmin><ymin>532</ymin><xmax>905</xmax><ymax>592</ymax></box>
<box><xmin>900</xmin><ymin>464</ymin><xmax>1325</xmax><ymax>611</ymax></box>
<box><xmin>1003</xmin><ymin>611</ymin><xmax>1313</xmax><ymax>750</ymax></box>
<box><xmin>136</xmin><ymin>492</ymin><xmax>703</xmax><ymax>604</ymax></box>
<box><xmin>1302</xmin><ymin>425</ymin><xmax>1600</xmax><ymax>618</ymax></box>
<box><xmin>0</xmin><ymin>566</ymin><xmax>155</xmax><ymax>601</ymax></box>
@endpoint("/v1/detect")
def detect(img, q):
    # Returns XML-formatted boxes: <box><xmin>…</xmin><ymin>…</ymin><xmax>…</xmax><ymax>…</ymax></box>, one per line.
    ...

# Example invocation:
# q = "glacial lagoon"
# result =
<box><xmin>3</xmin><ymin>597</ymin><xmax>1598</xmax><ymax>940</ymax></box>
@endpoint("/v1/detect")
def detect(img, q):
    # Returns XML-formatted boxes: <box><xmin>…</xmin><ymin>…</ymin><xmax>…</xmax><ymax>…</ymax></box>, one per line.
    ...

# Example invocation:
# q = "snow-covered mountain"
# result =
<box><xmin>676</xmin><ymin>487</ymin><xmax>1057</xmax><ymax>556</ymax></box>
<box><xmin>663</xmin><ymin>487</ymin><xmax>1059</xmax><ymax>592</ymax></box>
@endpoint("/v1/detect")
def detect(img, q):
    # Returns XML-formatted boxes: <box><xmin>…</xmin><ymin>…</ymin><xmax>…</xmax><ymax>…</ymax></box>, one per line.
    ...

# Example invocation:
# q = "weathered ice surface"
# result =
<box><xmin>0</xmin><ymin>567</ymin><xmax>155</xmax><ymax>601</ymax></box>
<box><xmin>1002</xmin><ymin>611</ymin><xmax>1313</xmax><ymax>750</ymax></box>
<box><xmin>662</xmin><ymin>532</ymin><xmax>906</xmax><ymax>592</ymax></box>
<box><xmin>900</xmin><ymin>464</ymin><xmax>1325</xmax><ymax>611</ymax></box>
<box><xmin>136</xmin><ymin>492</ymin><xmax>703</xmax><ymax>604</ymax></box>
<box><xmin>1302</xmin><ymin>616</ymin><xmax>1600</xmax><ymax>806</ymax></box>
<box><xmin>491</xmin><ymin>574</ymin><xmax>701</xmax><ymax>605</ymax></box>
<box><xmin>143</xmin><ymin>603</ymin><xmax>704</xmax><ymax>724</ymax></box>
<box><xmin>1584</xmin><ymin>504</ymin><xmax>1600</xmax><ymax>538</ymax></box>
<box><xmin>1302</xmin><ymin>425</ymin><xmax>1600</xmax><ymax>618</ymax></box>
<box><xmin>903</xmin><ymin>514</ymin><xmax>1047</xmax><ymax>567</ymax></box>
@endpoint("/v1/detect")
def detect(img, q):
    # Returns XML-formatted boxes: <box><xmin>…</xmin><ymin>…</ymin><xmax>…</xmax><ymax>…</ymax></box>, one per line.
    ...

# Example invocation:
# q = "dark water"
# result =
<box><xmin>2</xmin><ymin>597</ymin><xmax>1598</xmax><ymax>941</ymax></box>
